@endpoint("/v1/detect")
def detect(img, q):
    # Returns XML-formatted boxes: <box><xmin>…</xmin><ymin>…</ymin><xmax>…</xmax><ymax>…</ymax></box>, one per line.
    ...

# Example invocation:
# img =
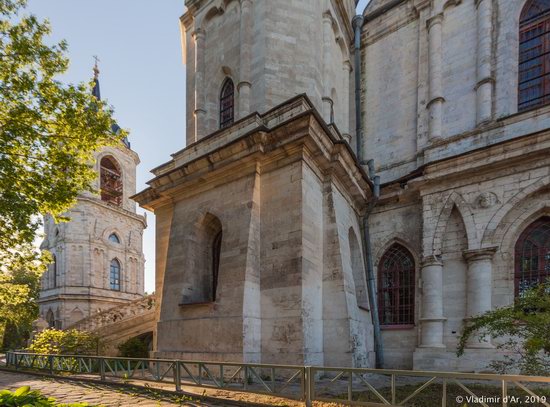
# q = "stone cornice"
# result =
<box><xmin>133</xmin><ymin>95</ymin><xmax>372</xmax><ymax>212</ymax></box>
<box><xmin>77</xmin><ymin>196</ymin><xmax>147</xmax><ymax>227</ymax></box>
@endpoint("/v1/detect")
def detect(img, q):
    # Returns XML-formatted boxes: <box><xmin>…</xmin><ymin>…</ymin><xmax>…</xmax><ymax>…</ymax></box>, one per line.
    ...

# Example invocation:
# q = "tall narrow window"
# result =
<box><xmin>46</xmin><ymin>309</ymin><xmax>55</xmax><ymax>328</ymax></box>
<box><xmin>110</xmin><ymin>259</ymin><xmax>121</xmax><ymax>291</ymax></box>
<box><xmin>378</xmin><ymin>244</ymin><xmax>415</xmax><ymax>326</ymax></box>
<box><xmin>52</xmin><ymin>254</ymin><xmax>57</xmax><ymax>288</ymax></box>
<box><xmin>519</xmin><ymin>0</ymin><xmax>550</xmax><ymax>111</ymax></box>
<box><xmin>515</xmin><ymin>216</ymin><xmax>550</xmax><ymax>296</ymax></box>
<box><xmin>100</xmin><ymin>156</ymin><xmax>123</xmax><ymax>206</ymax></box>
<box><xmin>212</xmin><ymin>231</ymin><xmax>223</xmax><ymax>301</ymax></box>
<box><xmin>220</xmin><ymin>79</ymin><xmax>235</xmax><ymax>129</ymax></box>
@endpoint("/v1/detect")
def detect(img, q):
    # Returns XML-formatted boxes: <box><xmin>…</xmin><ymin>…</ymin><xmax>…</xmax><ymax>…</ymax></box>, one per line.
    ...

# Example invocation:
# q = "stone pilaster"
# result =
<box><xmin>193</xmin><ymin>29</ymin><xmax>206</xmax><ymax>140</ymax></box>
<box><xmin>238</xmin><ymin>0</ymin><xmax>253</xmax><ymax>118</ymax></box>
<box><xmin>322</xmin><ymin>12</ymin><xmax>333</xmax><ymax>123</ymax></box>
<box><xmin>342</xmin><ymin>61</ymin><xmax>352</xmax><ymax>143</ymax></box>
<box><xmin>419</xmin><ymin>255</ymin><xmax>446</xmax><ymax>348</ymax></box>
<box><xmin>463</xmin><ymin>247</ymin><xmax>497</xmax><ymax>348</ymax></box>
<box><xmin>475</xmin><ymin>0</ymin><xmax>494</xmax><ymax>125</ymax></box>
<box><xmin>427</xmin><ymin>14</ymin><xmax>444</xmax><ymax>141</ymax></box>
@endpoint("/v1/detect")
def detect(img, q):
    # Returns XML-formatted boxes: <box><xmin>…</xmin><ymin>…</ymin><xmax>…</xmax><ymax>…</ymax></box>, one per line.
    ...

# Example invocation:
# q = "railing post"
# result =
<box><xmin>174</xmin><ymin>361</ymin><xmax>181</xmax><ymax>392</ymax></box>
<box><xmin>442</xmin><ymin>379</ymin><xmax>447</xmax><ymax>407</ymax></box>
<box><xmin>304</xmin><ymin>366</ymin><xmax>312</xmax><ymax>407</ymax></box>
<box><xmin>502</xmin><ymin>380</ymin><xmax>508</xmax><ymax>407</ymax></box>
<box><xmin>100</xmin><ymin>358</ymin><xmax>106</xmax><ymax>381</ymax></box>
<box><xmin>15</xmin><ymin>353</ymin><xmax>19</xmax><ymax>370</ymax></box>
<box><xmin>48</xmin><ymin>355</ymin><xmax>54</xmax><ymax>375</ymax></box>
<box><xmin>391</xmin><ymin>374</ymin><xmax>396</xmax><ymax>405</ymax></box>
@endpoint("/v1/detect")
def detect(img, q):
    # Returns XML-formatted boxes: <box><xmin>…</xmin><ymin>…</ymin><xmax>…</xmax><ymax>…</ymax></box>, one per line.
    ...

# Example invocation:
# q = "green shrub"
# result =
<box><xmin>117</xmin><ymin>337</ymin><xmax>149</xmax><ymax>359</ymax></box>
<box><xmin>0</xmin><ymin>386</ymin><xmax>56</xmax><ymax>406</ymax></box>
<box><xmin>28</xmin><ymin>328</ymin><xmax>103</xmax><ymax>355</ymax></box>
<box><xmin>0</xmin><ymin>386</ymin><xmax>98</xmax><ymax>406</ymax></box>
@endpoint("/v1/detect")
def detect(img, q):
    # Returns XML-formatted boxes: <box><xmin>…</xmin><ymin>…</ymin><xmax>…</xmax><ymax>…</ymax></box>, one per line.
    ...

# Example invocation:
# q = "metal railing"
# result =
<box><xmin>5</xmin><ymin>352</ymin><xmax>550</xmax><ymax>406</ymax></box>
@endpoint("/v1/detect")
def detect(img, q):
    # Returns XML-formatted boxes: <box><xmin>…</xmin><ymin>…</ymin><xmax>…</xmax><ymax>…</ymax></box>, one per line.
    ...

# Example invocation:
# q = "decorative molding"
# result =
<box><xmin>463</xmin><ymin>246</ymin><xmax>498</xmax><ymax>262</ymax></box>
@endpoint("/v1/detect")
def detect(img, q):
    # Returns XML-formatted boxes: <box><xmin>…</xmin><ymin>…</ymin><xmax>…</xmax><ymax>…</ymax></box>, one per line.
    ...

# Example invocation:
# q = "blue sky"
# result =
<box><xmin>25</xmin><ymin>1</ymin><xmax>369</xmax><ymax>293</ymax></box>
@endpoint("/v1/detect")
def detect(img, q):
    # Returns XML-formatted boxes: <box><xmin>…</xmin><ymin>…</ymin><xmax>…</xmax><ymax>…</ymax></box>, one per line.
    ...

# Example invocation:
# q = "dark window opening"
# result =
<box><xmin>100</xmin><ymin>156</ymin><xmax>123</xmax><ymax>207</ymax></box>
<box><xmin>212</xmin><ymin>231</ymin><xmax>222</xmax><ymax>301</ymax></box>
<box><xmin>377</xmin><ymin>243</ymin><xmax>415</xmax><ymax>326</ymax></box>
<box><xmin>110</xmin><ymin>259</ymin><xmax>121</xmax><ymax>291</ymax></box>
<box><xmin>220</xmin><ymin>79</ymin><xmax>235</xmax><ymax>129</ymax></box>
<box><xmin>519</xmin><ymin>0</ymin><xmax>550</xmax><ymax>111</ymax></box>
<box><xmin>515</xmin><ymin>216</ymin><xmax>550</xmax><ymax>297</ymax></box>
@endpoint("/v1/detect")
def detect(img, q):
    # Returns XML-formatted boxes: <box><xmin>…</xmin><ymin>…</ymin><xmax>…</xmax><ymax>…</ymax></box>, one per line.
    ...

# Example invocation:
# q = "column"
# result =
<box><xmin>238</xmin><ymin>0</ymin><xmax>253</xmax><ymax>118</ymax></box>
<box><xmin>475</xmin><ymin>0</ymin><xmax>494</xmax><ymax>124</ymax></box>
<box><xmin>427</xmin><ymin>14</ymin><xmax>444</xmax><ymax>141</ymax></box>
<box><xmin>463</xmin><ymin>247</ymin><xmax>497</xmax><ymax>348</ymax></box>
<box><xmin>193</xmin><ymin>29</ymin><xmax>206</xmax><ymax>140</ymax></box>
<box><xmin>419</xmin><ymin>256</ymin><xmax>446</xmax><ymax>348</ymax></box>
<box><xmin>322</xmin><ymin>12</ymin><xmax>333</xmax><ymax>123</ymax></box>
<box><xmin>342</xmin><ymin>61</ymin><xmax>352</xmax><ymax>143</ymax></box>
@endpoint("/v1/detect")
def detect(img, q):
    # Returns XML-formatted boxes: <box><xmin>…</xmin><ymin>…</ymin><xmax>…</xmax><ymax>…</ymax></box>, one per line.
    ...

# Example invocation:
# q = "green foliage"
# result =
<box><xmin>0</xmin><ymin>386</ymin><xmax>97</xmax><ymax>406</ymax></box>
<box><xmin>0</xmin><ymin>385</ymin><xmax>56</xmax><ymax>406</ymax></box>
<box><xmin>28</xmin><ymin>328</ymin><xmax>103</xmax><ymax>355</ymax></box>
<box><xmin>458</xmin><ymin>283</ymin><xmax>550</xmax><ymax>375</ymax></box>
<box><xmin>117</xmin><ymin>336</ymin><xmax>149</xmax><ymax>359</ymax></box>
<box><xmin>0</xmin><ymin>244</ymin><xmax>48</xmax><ymax>349</ymax></box>
<box><xmin>0</xmin><ymin>0</ymin><xmax>124</xmax><ymax>348</ymax></box>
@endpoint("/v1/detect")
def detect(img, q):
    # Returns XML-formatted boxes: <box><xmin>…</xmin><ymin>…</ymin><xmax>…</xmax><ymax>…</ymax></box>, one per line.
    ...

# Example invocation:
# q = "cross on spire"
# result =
<box><xmin>93</xmin><ymin>55</ymin><xmax>100</xmax><ymax>79</ymax></box>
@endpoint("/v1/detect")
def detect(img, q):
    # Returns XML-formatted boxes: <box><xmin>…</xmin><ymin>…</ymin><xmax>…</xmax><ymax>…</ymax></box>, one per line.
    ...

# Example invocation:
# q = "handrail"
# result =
<box><xmin>5</xmin><ymin>351</ymin><xmax>550</xmax><ymax>407</ymax></box>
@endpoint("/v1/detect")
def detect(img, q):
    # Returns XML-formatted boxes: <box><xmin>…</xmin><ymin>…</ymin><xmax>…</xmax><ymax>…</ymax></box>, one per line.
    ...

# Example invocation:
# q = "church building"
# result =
<box><xmin>39</xmin><ymin>64</ymin><xmax>147</xmax><ymax>330</ymax></box>
<box><xmin>134</xmin><ymin>0</ymin><xmax>550</xmax><ymax>372</ymax></box>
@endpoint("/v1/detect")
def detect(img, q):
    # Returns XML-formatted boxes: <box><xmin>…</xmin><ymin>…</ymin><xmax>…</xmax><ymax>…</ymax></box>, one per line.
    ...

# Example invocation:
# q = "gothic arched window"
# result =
<box><xmin>109</xmin><ymin>233</ymin><xmax>121</xmax><ymax>244</ymax></box>
<box><xmin>110</xmin><ymin>259</ymin><xmax>121</xmax><ymax>291</ymax></box>
<box><xmin>518</xmin><ymin>0</ymin><xmax>550</xmax><ymax>111</ymax></box>
<box><xmin>212</xmin><ymin>230</ymin><xmax>222</xmax><ymax>301</ymax></box>
<box><xmin>100</xmin><ymin>156</ymin><xmax>123</xmax><ymax>207</ymax></box>
<box><xmin>220</xmin><ymin>78</ymin><xmax>235</xmax><ymax>129</ymax></box>
<box><xmin>515</xmin><ymin>217</ymin><xmax>550</xmax><ymax>296</ymax></box>
<box><xmin>52</xmin><ymin>254</ymin><xmax>57</xmax><ymax>288</ymax></box>
<box><xmin>377</xmin><ymin>244</ymin><xmax>415</xmax><ymax>326</ymax></box>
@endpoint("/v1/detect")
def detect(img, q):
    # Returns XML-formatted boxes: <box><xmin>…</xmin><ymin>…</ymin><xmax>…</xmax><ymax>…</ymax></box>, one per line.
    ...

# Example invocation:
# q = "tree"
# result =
<box><xmin>0</xmin><ymin>0</ymin><xmax>125</xmax><ymax>343</ymax></box>
<box><xmin>457</xmin><ymin>283</ymin><xmax>550</xmax><ymax>376</ymax></box>
<box><xmin>0</xmin><ymin>0</ymin><xmax>124</xmax><ymax>256</ymax></box>
<box><xmin>0</xmin><ymin>243</ymin><xmax>47</xmax><ymax>348</ymax></box>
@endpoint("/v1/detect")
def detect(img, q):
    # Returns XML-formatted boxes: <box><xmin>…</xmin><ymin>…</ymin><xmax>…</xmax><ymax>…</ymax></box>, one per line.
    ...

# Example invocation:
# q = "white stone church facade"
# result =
<box><xmin>133</xmin><ymin>0</ymin><xmax>550</xmax><ymax>372</ymax></box>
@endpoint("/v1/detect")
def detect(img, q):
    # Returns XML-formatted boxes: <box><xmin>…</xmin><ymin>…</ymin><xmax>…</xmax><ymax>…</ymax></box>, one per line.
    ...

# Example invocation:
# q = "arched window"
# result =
<box><xmin>46</xmin><ymin>309</ymin><xmax>55</xmax><ymax>328</ymax></box>
<box><xmin>519</xmin><ymin>0</ymin><xmax>550</xmax><ymax>111</ymax></box>
<box><xmin>515</xmin><ymin>216</ymin><xmax>550</xmax><ymax>296</ymax></box>
<box><xmin>52</xmin><ymin>254</ymin><xmax>57</xmax><ymax>288</ymax></box>
<box><xmin>212</xmin><ymin>230</ymin><xmax>223</xmax><ymax>301</ymax></box>
<box><xmin>100</xmin><ymin>156</ymin><xmax>123</xmax><ymax>207</ymax></box>
<box><xmin>377</xmin><ymin>243</ymin><xmax>415</xmax><ymax>326</ymax></box>
<box><xmin>110</xmin><ymin>259</ymin><xmax>121</xmax><ymax>291</ymax></box>
<box><xmin>220</xmin><ymin>78</ymin><xmax>235</xmax><ymax>129</ymax></box>
<box><xmin>108</xmin><ymin>233</ymin><xmax>121</xmax><ymax>244</ymax></box>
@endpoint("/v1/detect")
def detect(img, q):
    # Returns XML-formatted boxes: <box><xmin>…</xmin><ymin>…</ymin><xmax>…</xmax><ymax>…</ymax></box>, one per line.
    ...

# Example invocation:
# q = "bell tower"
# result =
<box><xmin>180</xmin><ymin>0</ymin><xmax>356</xmax><ymax>144</ymax></box>
<box><xmin>38</xmin><ymin>63</ymin><xmax>147</xmax><ymax>329</ymax></box>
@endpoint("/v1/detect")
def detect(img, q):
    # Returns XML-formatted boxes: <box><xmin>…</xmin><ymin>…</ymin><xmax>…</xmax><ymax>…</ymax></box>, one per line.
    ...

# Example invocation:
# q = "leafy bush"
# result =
<box><xmin>28</xmin><ymin>328</ymin><xmax>103</xmax><ymax>355</ymax></box>
<box><xmin>0</xmin><ymin>386</ymin><xmax>97</xmax><ymax>406</ymax></box>
<box><xmin>0</xmin><ymin>386</ymin><xmax>56</xmax><ymax>406</ymax></box>
<box><xmin>458</xmin><ymin>282</ymin><xmax>550</xmax><ymax>375</ymax></box>
<box><xmin>117</xmin><ymin>337</ymin><xmax>149</xmax><ymax>359</ymax></box>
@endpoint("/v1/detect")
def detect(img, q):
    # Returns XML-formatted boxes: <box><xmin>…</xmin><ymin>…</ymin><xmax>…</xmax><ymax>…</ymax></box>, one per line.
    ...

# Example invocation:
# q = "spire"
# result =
<box><xmin>92</xmin><ymin>55</ymin><xmax>101</xmax><ymax>100</ymax></box>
